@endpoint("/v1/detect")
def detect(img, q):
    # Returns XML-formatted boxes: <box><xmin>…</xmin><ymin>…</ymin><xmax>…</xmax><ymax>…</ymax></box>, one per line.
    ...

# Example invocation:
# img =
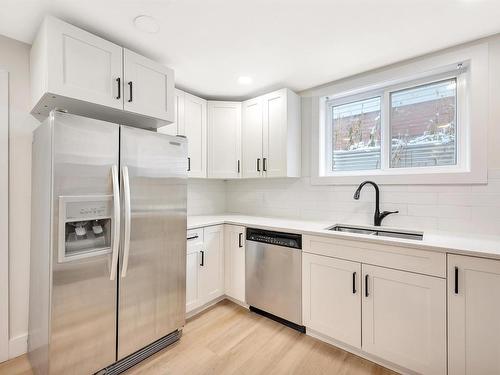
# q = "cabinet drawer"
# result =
<box><xmin>303</xmin><ymin>235</ymin><xmax>445</xmax><ymax>278</ymax></box>
<box><xmin>187</xmin><ymin>228</ymin><xmax>204</xmax><ymax>253</ymax></box>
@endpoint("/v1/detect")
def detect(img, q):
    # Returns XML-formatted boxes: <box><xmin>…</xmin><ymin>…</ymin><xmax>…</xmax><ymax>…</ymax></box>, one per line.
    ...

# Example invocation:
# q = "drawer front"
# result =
<box><xmin>303</xmin><ymin>235</ymin><xmax>445</xmax><ymax>278</ymax></box>
<box><xmin>187</xmin><ymin>228</ymin><xmax>204</xmax><ymax>254</ymax></box>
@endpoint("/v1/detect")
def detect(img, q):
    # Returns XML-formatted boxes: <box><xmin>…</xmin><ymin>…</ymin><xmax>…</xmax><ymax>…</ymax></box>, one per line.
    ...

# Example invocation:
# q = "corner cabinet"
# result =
<box><xmin>208</xmin><ymin>102</ymin><xmax>242</xmax><ymax>179</ymax></box>
<box><xmin>30</xmin><ymin>16</ymin><xmax>175</xmax><ymax>128</ymax></box>
<box><xmin>241</xmin><ymin>88</ymin><xmax>301</xmax><ymax>178</ymax></box>
<box><xmin>448</xmin><ymin>254</ymin><xmax>500</xmax><ymax>375</ymax></box>
<box><xmin>224</xmin><ymin>225</ymin><xmax>246</xmax><ymax>303</ymax></box>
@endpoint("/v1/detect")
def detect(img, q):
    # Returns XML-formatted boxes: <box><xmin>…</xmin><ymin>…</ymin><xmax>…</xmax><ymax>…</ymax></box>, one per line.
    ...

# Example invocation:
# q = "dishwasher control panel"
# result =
<box><xmin>246</xmin><ymin>228</ymin><xmax>302</xmax><ymax>249</ymax></box>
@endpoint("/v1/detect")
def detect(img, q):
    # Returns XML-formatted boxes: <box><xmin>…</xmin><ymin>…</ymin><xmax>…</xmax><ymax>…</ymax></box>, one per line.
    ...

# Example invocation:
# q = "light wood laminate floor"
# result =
<box><xmin>0</xmin><ymin>300</ymin><xmax>397</xmax><ymax>375</ymax></box>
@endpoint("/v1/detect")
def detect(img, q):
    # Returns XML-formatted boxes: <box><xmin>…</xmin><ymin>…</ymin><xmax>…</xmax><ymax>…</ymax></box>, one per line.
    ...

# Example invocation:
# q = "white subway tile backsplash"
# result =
<box><xmin>222</xmin><ymin>170</ymin><xmax>500</xmax><ymax>235</ymax></box>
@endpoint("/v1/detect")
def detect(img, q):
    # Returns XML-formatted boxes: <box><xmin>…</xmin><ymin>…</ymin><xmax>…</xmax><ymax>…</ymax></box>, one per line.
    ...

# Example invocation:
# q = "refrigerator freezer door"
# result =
<box><xmin>118</xmin><ymin>126</ymin><xmax>187</xmax><ymax>359</ymax></box>
<box><xmin>50</xmin><ymin>112</ymin><xmax>119</xmax><ymax>374</ymax></box>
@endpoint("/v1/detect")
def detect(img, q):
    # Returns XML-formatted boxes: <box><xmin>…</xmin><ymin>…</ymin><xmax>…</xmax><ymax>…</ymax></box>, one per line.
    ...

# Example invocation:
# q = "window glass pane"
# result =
<box><xmin>390</xmin><ymin>79</ymin><xmax>457</xmax><ymax>168</ymax></box>
<box><xmin>331</xmin><ymin>97</ymin><xmax>381</xmax><ymax>171</ymax></box>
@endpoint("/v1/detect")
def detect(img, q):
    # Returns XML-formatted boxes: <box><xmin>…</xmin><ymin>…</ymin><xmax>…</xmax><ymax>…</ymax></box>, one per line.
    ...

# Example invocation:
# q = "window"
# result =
<box><xmin>390</xmin><ymin>79</ymin><xmax>457</xmax><ymax>169</ymax></box>
<box><xmin>331</xmin><ymin>97</ymin><xmax>381</xmax><ymax>171</ymax></box>
<box><xmin>324</xmin><ymin>71</ymin><xmax>465</xmax><ymax>178</ymax></box>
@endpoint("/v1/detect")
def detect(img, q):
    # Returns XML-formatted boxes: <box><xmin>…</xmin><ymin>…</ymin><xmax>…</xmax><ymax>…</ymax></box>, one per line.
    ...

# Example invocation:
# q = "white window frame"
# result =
<box><xmin>310</xmin><ymin>43</ymin><xmax>488</xmax><ymax>185</ymax></box>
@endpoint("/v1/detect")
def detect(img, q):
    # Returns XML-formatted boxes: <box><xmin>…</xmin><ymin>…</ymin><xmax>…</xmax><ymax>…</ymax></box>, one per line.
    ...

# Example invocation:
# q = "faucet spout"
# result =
<box><xmin>353</xmin><ymin>181</ymin><xmax>398</xmax><ymax>226</ymax></box>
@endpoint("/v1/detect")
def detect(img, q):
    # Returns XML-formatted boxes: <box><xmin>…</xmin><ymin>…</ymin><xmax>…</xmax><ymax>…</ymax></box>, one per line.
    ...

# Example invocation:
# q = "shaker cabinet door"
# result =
<box><xmin>362</xmin><ymin>265</ymin><xmax>446</xmax><ymax>375</ymax></box>
<box><xmin>123</xmin><ymin>48</ymin><xmax>175</xmax><ymax>122</ymax></box>
<box><xmin>448</xmin><ymin>254</ymin><xmax>500</xmax><ymax>375</ymax></box>
<box><xmin>208</xmin><ymin>101</ymin><xmax>242</xmax><ymax>179</ymax></box>
<box><xmin>46</xmin><ymin>16</ymin><xmax>123</xmax><ymax>109</ymax></box>
<box><xmin>302</xmin><ymin>253</ymin><xmax>361</xmax><ymax>348</ymax></box>
<box><xmin>241</xmin><ymin>97</ymin><xmax>263</xmax><ymax>178</ymax></box>
<box><xmin>183</xmin><ymin>92</ymin><xmax>207</xmax><ymax>178</ymax></box>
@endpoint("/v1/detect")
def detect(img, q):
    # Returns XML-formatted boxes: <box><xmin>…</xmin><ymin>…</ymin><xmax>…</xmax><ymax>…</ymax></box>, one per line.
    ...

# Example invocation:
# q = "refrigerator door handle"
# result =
<box><xmin>110</xmin><ymin>164</ymin><xmax>120</xmax><ymax>280</ymax></box>
<box><xmin>121</xmin><ymin>165</ymin><xmax>132</xmax><ymax>278</ymax></box>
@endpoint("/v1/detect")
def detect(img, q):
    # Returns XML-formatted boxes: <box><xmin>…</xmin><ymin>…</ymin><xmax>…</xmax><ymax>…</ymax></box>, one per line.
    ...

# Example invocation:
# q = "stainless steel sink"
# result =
<box><xmin>328</xmin><ymin>224</ymin><xmax>423</xmax><ymax>241</ymax></box>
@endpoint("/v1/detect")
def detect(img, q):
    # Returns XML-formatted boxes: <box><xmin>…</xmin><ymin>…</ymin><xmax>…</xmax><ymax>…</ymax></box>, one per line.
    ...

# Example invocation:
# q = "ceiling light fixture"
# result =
<box><xmin>133</xmin><ymin>15</ymin><xmax>160</xmax><ymax>34</ymax></box>
<box><xmin>238</xmin><ymin>76</ymin><xmax>253</xmax><ymax>85</ymax></box>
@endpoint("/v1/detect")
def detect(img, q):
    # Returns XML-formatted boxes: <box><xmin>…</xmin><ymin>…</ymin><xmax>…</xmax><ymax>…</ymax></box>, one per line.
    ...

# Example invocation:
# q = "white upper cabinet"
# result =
<box><xmin>157</xmin><ymin>89</ymin><xmax>185</xmax><ymax>136</ymax></box>
<box><xmin>448</xmin><ymin>254</ymin><xmax>500</xmax><ymax>375</ymax></box>
<box><xmin>123</xmin><ymin>49</ymin><xmax>175</xmax><ymax>123</ymax></box>
<box><xmin>262</xmin><ymin>89</ymin><xmax>301</xmax><ymax>177</ymax></box>
<box><xmin>241</xmin><ymin>88</ymin><xmax>301</xmax><ymax>178</ymax></box>
<box><xmin>31</xmin><ymin>16</ymin><xmax>123</xmax><ymax>112</ymax></box>
<box><xmin>302</xmin><ymin>253</ymin><xmax>361</xmax><ymax>349</ymax></box>
<box><xmin>362</xmin><ymin>264</ymin><xmax>446</xmax><ymax>375</ymax></box>
<box><xmin>208</xmin><ymin>101</ymin><xmax>242</xmax><ymax>179</ymax></box>
<box><xmin>183</xmin><ymin>92</ymin><xmax>207</xmax><ymax>178</ymax></box>
<box><xmin>241</xmin><ymin>97</ymin><xmax>264</xmax><ymax>178</ymax></box>
<box><xmin>30</xmin><ymin>16</ymin><xmax>175</xmax><ymax>129</ymax></box>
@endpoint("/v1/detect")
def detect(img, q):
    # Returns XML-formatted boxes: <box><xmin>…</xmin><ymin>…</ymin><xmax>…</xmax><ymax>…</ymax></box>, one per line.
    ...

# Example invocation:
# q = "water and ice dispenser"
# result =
<box><xmin>58</xmin><ymin>195</ymin><xmax>114</xmax><ymax>262</ymax></box>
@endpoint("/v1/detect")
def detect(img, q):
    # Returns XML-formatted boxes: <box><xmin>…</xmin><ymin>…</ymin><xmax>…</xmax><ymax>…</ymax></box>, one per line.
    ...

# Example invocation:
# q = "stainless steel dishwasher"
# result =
<box><xmin>245</xmin><ymin>228</ymin><xmax>305</xmax><ymax>332</ymax></box>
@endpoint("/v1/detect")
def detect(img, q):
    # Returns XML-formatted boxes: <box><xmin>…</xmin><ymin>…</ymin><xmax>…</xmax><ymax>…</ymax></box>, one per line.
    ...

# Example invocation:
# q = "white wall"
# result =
<box><xmin>226</xmin><ymin>35</ymin><xmax>500</xmax><ymax>236</ymax></box>
<box><xmin>0</xmin><ymin>35</ymin><xmax>39</xmax><ymax>358</ymax></box>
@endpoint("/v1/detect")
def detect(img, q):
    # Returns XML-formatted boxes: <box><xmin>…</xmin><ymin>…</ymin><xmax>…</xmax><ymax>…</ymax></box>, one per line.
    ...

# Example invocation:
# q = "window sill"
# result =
<box><xmin>311</xmin><ymin>168</ymin><xmax>487</xmax><ymax>185</ymax></box>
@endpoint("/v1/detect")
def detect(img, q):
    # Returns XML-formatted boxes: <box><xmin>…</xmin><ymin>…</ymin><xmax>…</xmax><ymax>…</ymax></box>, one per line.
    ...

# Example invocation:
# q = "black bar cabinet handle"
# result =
<box><xmin>187</xmin><ymin>157</ymin><xmax>191</xmax><ymax>171</ymax></box>
<box><xmin>238</xmin><ymin>233</ymin><xmax>243</xmax><ymax>248</ymax></box>
<box><xmin>187</xmin><ymin>235</ymin><xmax>198</xmax><ymax>240</ymax></box>
<box><xmin>257</xmin><ymin>158</ymin><xmax>260</xmax><ymax>172</ymax></box>
<box><xmin>128</xmin><ymin>81</ymin><xmax>133</xmax><ymax>102</ymax></box>
<box><xmin>116</xmin><ymin>77</ymin><xmax>121</xmax><ymax>99</ymax></box>
<box><xmin>454</xmin><ymin>266</ymin><xmax>459</xmax><ymax>294</ymax></box>
<box><xmin>237</xmin><ymin>160</ymin><xmax>240</xmax><ymax>173</ymax></box>
<box><xmin>263</xmin><ymin>157</ymin><xmax>267</xmax><ymax>172</ymax></box>
<box><xmin>200</xmin><ymin>251</ymin><xmax>204</xmax><ymax>266</ymax></box>
<box><xmin>365</xmin><ymin>274</ymin><xmax>369</xmax><ymax>297</ymax></box>
<box><xmin>352</xmin><ymin>272</ymin><xmax>356</xmax><ymax>294</ymax></box>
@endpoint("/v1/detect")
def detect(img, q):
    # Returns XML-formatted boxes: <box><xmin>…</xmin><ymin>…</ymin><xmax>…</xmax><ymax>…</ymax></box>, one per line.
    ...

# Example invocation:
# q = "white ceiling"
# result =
<box><xmin>1</xmin><ymin>0</ymin><xmax>500</xmax><ymax>100</ymax></box>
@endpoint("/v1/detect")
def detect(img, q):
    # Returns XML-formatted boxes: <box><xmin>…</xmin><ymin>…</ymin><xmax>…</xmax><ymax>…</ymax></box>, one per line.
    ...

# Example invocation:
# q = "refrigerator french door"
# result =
<box><xmin>28</xmin><ymin>111</ymin><xmax>187</xmax><ymax>375</ymax></box>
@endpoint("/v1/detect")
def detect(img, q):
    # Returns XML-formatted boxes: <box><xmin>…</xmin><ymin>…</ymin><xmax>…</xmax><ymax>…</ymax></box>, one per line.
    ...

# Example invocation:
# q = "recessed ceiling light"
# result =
<box><xmin>133</xmin><ymin>15</ymin><xmax>160</xmax><ymax>34</ymax></box>
<box><xmin>238</xmin><ymin>76</ymin><xmax>253</xmax><ymax>85</ymax></box>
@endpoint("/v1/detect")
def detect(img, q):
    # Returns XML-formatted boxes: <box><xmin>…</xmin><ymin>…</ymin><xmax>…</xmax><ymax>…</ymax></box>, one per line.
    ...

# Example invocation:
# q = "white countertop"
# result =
<box><xmin>188</xmin><ymin>214</ymin><xmax>500</xmax><ymax>260</ymax></box>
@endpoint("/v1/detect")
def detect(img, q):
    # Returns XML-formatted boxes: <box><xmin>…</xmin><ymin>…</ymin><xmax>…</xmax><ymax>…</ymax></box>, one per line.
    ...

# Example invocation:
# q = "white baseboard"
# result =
<box><xmin>9</xmin><ymin>333</ymin><xmax>27</xmax><ymax>359</ymax></box>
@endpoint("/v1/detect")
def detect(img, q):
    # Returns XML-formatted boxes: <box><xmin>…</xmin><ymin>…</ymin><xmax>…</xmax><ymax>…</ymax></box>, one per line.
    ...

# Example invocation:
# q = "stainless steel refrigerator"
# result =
<box><xmin>28</xmin><ymin>111</ymin><xmax>187</xmax><ymax>375</ymax></box>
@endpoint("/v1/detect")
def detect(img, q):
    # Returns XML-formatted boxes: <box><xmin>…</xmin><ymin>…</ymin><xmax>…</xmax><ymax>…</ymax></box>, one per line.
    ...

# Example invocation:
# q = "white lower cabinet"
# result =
<box><xmin>186</xmin><ymin>226</ymin><xmax>224</xmax><ymax>313</ymax></box>
<box><xmin>302</xmin><ymin>253</ymin><xmax>361</xmax><ymax>348</ymax></box>
<box><xmin>198</xmin><ymin>225</ymin><xmax>224</xmax><ymax>303</ymax></box>
<box><xmin>362</xmin><ymin>264</ymin><xmax>446</xmax><ymax>375</ymax></box>
<box><xmin>448</xmin><ymin>254</ymin><xmax>500</xmax><ymax>375</ymax></box>
<box><xmin>224</xmin><ymin>225</ymin><xmax>246</xmax><ymax>303</ymax></box>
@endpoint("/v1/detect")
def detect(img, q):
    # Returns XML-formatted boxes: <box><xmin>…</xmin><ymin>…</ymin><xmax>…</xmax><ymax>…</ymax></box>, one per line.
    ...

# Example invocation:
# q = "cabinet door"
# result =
<box><xmin>123</xmin><ymin>48</ymin><xmax>175</xmax><ymax>122</ymax></box>
<box><xmin>448</xmin><ymin>255</ymin><xmax>500</xmax><ymax>375</ymax></box>
<box><xmin>224</xmin><ymin>225</ymin><xmax>245</xmax><ymax>303</ymax></box>
<box><xmin>183</xmin><ymin>92</ymin><xmax>207</xmax><ymax>178</ymax></box>
<box><xmin>186</xmin><ymin>234</ymin><xmax>203</xmax><ymax>313</ymax></box>
<box><xmin>362</xmin><ymin>265</ymin><xmax>446</xmax><ymax>375</ymax></box>
<box><xmin>46</xmin><ymin>16</ymin><xmax>123</xmax><ymax>109</ymax></box>
<box><xmin>208</xmin><ymin>101</ymin><xmax>241</xmax><ymax>178</ymax></box>
<box><xmin>199</xmin><ymin>226</ymin><xmax>224</xmax><ymax>303</ymax></box>
<box><xmin>241</xmin><ymin>97</ymin><xmax>263</xmax><ymax>178</ymax></box>
<box><xmin>302</xmin><ymin>253</ymin><xmax>361</xmax><ymax>348</ymax></box>
<box><xmin>157</xmin><ymin>89</ymin><xmax>184</xmax><ymax>136</ymax></box>
<box><xmin>262</xmin><ymin>89</ymin><xmax>287</xmax><ymax>177</ymax></box>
